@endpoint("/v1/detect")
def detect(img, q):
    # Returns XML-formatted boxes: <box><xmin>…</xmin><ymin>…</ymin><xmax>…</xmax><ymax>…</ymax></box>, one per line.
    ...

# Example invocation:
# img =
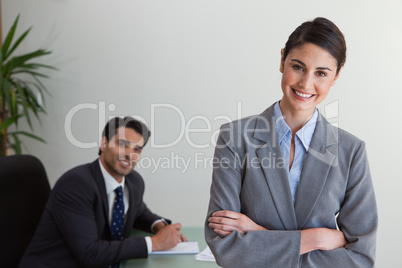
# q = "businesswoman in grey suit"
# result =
<box><xmin>205</xmin><ymin>17</ymin><xmax>377</xmax><ymax>268</ymax></box>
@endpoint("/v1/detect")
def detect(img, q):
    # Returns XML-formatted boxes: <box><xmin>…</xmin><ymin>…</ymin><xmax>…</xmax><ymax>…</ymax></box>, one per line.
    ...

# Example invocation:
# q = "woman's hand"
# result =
<box><xmin>300</xmin><ymin>228</ymin><xmax>347</xmax><ymax>255</ymax></box>
<box><xmin>208</xmin><ymin>210</ymin><xmax>267</xmax><ymax>236</ymax></box>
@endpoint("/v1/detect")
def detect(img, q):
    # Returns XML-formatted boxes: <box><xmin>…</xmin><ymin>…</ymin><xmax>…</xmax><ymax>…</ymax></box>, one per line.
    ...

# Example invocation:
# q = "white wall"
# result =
<box><xmin>2</xmin><ymin>0</ymin><xmax>401</xmax><ymax>266</ymax></box>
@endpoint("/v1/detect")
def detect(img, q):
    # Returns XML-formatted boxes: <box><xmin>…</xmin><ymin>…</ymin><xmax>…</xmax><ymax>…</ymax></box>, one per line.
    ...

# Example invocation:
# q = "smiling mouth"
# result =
<box><xmin>120</xmin><ymin>160</ymin><xmax>131</xmax><ymax>167</ymax></box>
<box><xmin>293</xmin><ymin>89</ymin><xmax>314</xmax><ymax>98</ymax></box>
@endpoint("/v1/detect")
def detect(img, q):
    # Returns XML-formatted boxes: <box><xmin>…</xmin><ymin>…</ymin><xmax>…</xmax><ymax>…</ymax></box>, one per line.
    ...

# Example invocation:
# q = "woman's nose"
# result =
<box><xmin>298</xmin><ymin>73</ymin><xmax>314</xmax><ymax>90</ymax></box>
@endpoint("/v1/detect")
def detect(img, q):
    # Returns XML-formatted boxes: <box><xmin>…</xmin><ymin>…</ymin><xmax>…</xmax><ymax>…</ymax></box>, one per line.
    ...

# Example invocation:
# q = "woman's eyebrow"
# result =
<box><xmin>291</xmin><ymin>59</ymin><xmax>332</xmax><ymax>71</ymax></box>
<box><xmin>291</xmin><ymin>59</ymin><xmax>306</xmax><ymax>66</ymax></box>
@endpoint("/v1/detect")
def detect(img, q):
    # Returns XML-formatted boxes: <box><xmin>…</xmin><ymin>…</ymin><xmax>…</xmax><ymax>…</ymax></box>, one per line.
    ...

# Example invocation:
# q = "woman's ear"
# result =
<box><xmin>280</xmin><ymin>48</ymin><xmax>285</xmax><ymax>73</ymax></box>
<box><xmin>332</xmin><ymin>65</ymin><xmax>344</xmax><ymax>87</ymax></box>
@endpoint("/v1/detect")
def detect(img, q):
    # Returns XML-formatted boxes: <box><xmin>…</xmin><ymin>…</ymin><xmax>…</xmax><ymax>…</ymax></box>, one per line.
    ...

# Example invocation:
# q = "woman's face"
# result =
<box><xmin>280</xmin><ymin>42</ymin><xmax>341</xmax><ymax>115</ymax></box>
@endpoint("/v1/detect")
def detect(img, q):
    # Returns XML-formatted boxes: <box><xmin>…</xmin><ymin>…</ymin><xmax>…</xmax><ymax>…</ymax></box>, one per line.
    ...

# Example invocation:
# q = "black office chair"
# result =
<box><xmin>0</xmin><ymin>154</ymin><xmax>51</xmax><ymax>268</ymax></box>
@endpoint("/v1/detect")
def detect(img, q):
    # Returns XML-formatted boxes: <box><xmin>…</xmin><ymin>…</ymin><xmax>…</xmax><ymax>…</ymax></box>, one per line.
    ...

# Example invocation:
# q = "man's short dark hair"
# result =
<box><xmin>98</xmin><ymin>116</ymin><xmax>151</xmax><ymax>155</ymax></box>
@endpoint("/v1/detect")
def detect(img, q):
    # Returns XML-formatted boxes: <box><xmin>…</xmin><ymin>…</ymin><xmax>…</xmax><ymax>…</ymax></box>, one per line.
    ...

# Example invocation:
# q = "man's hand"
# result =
<box><xmin>300</xmin><ymin>228</ymin><xmax>347</xmax><ymax>255</ymax></box>
<box><xmin>208</xmin><ymin>210</ymin><xmax>267</xmax><ymax>236</ymax></box>
<box><xmin>151</xmin><ymin>223</ymin><xmax>188</xmax><ymax>251</ymax></box>
<box><xmin>152</xmin><ymin>221</ymin><xmax>168</xmax><ymax>233</ymax></box>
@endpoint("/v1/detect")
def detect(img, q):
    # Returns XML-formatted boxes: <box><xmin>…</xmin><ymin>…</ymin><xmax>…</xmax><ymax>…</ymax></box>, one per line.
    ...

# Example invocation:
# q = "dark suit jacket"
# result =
<box><xmin>20</xmin><ymin>159</ymin><xmax>168</xmax><ymax>268</ymax></box>
<box><xmin>205</xmin><ymin>104</ymin><xmax>378</xmax><ymax>268</ymax></box>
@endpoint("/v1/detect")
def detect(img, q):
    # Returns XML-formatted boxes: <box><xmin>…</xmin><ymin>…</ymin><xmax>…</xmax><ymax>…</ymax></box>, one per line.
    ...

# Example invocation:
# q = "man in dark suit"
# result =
<box><xmin>20</xmin><ymin>116</ymin><xmax>187</xmax><ymax>268</ymax></box>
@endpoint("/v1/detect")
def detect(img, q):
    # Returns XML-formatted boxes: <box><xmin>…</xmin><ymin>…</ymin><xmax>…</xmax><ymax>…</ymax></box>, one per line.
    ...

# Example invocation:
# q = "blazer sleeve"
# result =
<box><xmin>301</xmin><ymin>141</ymin><xmax>378</xmax><ymax>267</ymax></box>
<box><xmin>49</xmin><ymin>171</ymin><xmax>148</xmax><ymax>268</ymax></box>
<box><xmin>133</xmin><ymin>201</ymin><xmax>170</xmax><ymax>232</ymax></box>
<box><xmin>205</xmin><ymin>126</ymin><xmax>302</xmax><ymax>268</ymax></box>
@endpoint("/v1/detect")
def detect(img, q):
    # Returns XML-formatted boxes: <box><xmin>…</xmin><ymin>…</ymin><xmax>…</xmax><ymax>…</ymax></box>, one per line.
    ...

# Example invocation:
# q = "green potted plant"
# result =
<box><xmin>0</xmin><ymin>15</ymin><xmax>56</xmax><ymax>156</ymax></box>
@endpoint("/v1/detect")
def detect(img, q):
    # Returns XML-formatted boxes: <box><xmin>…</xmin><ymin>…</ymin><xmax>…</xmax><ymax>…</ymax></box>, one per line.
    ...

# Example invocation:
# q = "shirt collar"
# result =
<box><xmin>274</xmin><ymin>101</ymin><xmax>318</xmax><ymax>151</ymax></box>
<box><xmin>274</xmin><ymin>101</ymin><xmax>291</xmax><ymax>144</ymax></box>
<box><xmin>99</xmin><ymin>159</ymin><xmax>125</xmax><ymax>195</ymax></box>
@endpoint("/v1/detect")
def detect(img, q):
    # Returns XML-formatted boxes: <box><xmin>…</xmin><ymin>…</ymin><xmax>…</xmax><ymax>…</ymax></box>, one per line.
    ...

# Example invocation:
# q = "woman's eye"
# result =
<box><xmin>292</xmin><ymin>65</ymin><xmax>303</xmax><ymax>71</ymax></box>
<box><xmin>316</xmin><ymin>71</ymin><xmax>326</xmax><ymax>77</ymax></box>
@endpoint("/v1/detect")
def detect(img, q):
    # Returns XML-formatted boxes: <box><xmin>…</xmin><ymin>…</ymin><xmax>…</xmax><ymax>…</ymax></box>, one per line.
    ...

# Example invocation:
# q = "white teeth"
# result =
<box><xmin>121</xmin><ymin>160</ymin><xmax>130</xmax><ymax>166</ymax></box>
<box><xmin>294</xmin><ymin>90</ymin><xmax>313</xmax><ymax>98</ymax></box>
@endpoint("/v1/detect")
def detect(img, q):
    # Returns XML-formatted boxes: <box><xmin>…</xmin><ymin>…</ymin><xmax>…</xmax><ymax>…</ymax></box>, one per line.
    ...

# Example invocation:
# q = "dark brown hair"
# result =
<box><xmin>282</xmin><ymin>17</ymin><xmax>346</xmax><ymax>74</ymax></box>
<box><xmin>98</xmin><ymin>116</ymin><xmax>151</xmax><ymax>155</ymax></box>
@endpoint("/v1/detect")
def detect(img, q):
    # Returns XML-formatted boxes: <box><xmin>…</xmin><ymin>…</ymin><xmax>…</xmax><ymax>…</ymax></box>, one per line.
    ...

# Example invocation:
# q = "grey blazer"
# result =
<box><xmin>205</xmin><ymin>104</ymin><xmax>377</xmax><ymax>268</ymax></box>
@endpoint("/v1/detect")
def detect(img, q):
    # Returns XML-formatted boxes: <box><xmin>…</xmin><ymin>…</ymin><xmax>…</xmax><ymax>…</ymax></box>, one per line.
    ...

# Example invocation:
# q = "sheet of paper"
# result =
<box><xmin>195</xmin><ymin>246</ymin><xmax>216</xmax><ymax>262</ymax></box>
<box><xmin>150</xmin><ymin>241</ymin><xmax>199</xmax><ymax>255</ymax></box>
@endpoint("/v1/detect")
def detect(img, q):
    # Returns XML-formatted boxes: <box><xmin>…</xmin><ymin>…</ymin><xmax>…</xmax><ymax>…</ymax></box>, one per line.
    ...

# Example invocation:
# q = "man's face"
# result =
<box><xmin>99</xmin><ymin>127</ymin><xmax>144</xmax><ymax>182</ymax></box>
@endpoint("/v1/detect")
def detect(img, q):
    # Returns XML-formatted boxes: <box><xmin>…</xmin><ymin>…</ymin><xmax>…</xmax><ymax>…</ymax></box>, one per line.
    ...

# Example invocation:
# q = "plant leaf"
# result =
<box><xmin>24</xmin><ymin>83</ymin><xmax>45</xmax><ymax>116</ymax></box>
<box><xmin>10</xmin><ymin>130</ymin><xmax>46</xmax><ymax>143</ymax></box>
<box><xmin>12</xmin><ymin>69</ymin><xmax>49</xmax><ymax>78</ymax></box>
<box><xmin>0</xmin><ymin>114</ymin><xmax>22</xmax><ymax>131</ymax></box>
<box><xmin>4</xmin><ymin>27</ymin><xmax>32</xmax><ymax>61</ymax></box>
<box><xmin>2</xmin><ymin>79</ymin><xmax>18</xmax><ymax>119</ymax></box>
<box><xmin>22</xmin><ymin>79</ymin><xmax>47</xmax><ymax>106</ymax></box>
<box><xmin>10</xmin><ymin>133</ymin><xmax>22</xmax><ymax>154</ymax></box>
<box><xmin>20</xmin><ymin>63</ymin><xmax>57</xmax><ymax>70</ymax></box>
<box><xmin>14</xmin><ymin>82</ymin><xmax>32</xmax><ymax>129</ymax></box>
<box><xmin>3</xmin><ymin>49</ymin><xmax>52</xmax><ymax>76</ymax></box>
<box><xmin>10</xmin><ymin>90</ymin><xmax>18</xmax><ymax>116</ymax></box>
<box><xmin>1</xmin><ymin>14</ymin><xmax>19</xmax><ymax>58</ymax></box>
<box><xmin>33</xmin><ymin>75</ymin><xmax>51</xmax><ymax>95</ymax></box>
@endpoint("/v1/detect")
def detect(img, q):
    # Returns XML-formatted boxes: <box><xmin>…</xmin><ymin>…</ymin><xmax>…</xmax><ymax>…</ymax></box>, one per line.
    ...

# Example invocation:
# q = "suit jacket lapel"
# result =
<box><xmin>294</xmin><ymin>113</ymin><xmax>338</xmax><ymax>229</ymax></box>
<box><xmin>124</xmin><ymin>177</ymin><xmax>136</xmax><ymax>237</ymax></box>
<box><xmin>253</xmin><ymin>105</ymin><xmax>298</xmax><ymax>230</ymax></box>
<box><xmin>91</xmin><ymin>160</ymin><xmax>110</xmax><ymax>229</ymax></box>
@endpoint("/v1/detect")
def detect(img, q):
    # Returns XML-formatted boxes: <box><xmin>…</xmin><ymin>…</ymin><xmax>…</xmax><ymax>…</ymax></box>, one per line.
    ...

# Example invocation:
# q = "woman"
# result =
<box><xmin>205</xmin><ymin>17</ymin><xmax>377</xmax><ymax>268</ymax></box>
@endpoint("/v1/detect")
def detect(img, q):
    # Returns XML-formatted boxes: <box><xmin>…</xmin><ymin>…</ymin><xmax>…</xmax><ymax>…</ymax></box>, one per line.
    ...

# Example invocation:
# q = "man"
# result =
<box><xmin>20</xmin><ymin>117</ymin><xmax>187</xmax><ymax>267</ymax></box>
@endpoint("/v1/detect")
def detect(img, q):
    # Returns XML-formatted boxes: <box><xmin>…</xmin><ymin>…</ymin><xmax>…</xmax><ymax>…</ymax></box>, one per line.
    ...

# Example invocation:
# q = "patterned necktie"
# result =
<box><xmin>111</xmin><ymin>186</ymin><xmax>125</xmax><ymax>240</ymax></box>
<box><xmin>110</xmin><ymin>186</ymin><xmax>125</xmax><ymax>268</ymax></box>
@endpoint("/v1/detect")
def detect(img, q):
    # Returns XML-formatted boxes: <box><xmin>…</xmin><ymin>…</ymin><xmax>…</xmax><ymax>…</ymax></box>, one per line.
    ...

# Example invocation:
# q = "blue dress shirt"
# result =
<box><xmin>273</xmin><ymin>102</ymin><xmax>318</xmax><ymax>204</ymax></box>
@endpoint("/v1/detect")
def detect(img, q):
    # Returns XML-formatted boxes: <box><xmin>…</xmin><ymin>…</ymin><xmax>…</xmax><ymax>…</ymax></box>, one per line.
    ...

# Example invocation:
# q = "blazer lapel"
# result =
<box><xmin>294</xmin><ymin>113</ymin><xmax>338</xmax><ymax>229</ymax></box>
<box><xmin>253</xmin><ymin>106</ymin><xmax>298</xmax><ymax>230</ymax></box>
